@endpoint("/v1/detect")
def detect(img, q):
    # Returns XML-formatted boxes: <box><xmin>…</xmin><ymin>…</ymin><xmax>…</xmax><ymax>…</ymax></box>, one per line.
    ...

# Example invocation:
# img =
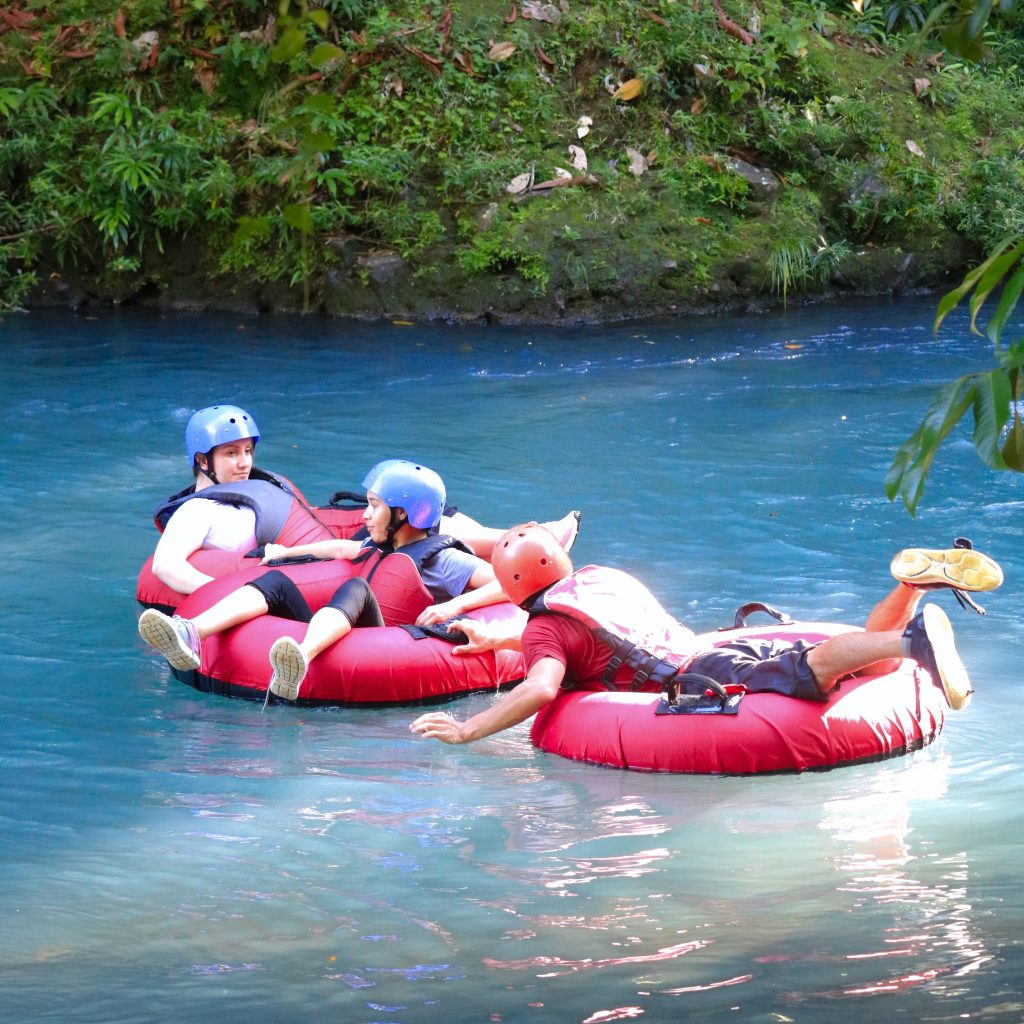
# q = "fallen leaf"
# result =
<box><xmin>576</xmin><ymin>115</ymin><xmax>593</xmax><ymax>138</ymax></box>
<box><xmin>913</xmin><ymin>77</ymin><xmax>930</xmax><ymax>97</ymax></box>
<box><xmin>131</xmin><ymin>31</ymin><xmax>158</xmax><ymax>55</ymax></box>
<box><xmin>554</xmin><ymin>167</ymin><xmax>573</xmax><ymax>179</ymax></box>
<box><xmin>195</xmin><ymin>64</ymin><xmax>216</xmax><ymax>95</ymax></box>
<box><xmin>487</xmin><ymin>40</ymin><xmax>517</xmax><ymax>61</ymax></box>
<box><xmin>642</xmin><ymin>9</ymin><xmax>669</xmax><ymax>26</ymax></box>
<box><xmin>905</xmin><ymin>139</ymin><xmax>925</xmax><ymax>157</ymax></box>
<box><xmin>626</xmin><ymin>146</ymin><xmax>648</xmax><ymax>176</ymax></box>
<box><xmin>436</xmin><ymin>7</ymin><xmax>452</xmax><ymax>43</ymax></box>
<box><xmin>522</xmin><ymin>1</ymin><xmax>562</xmax><ymax>23</ymax></box>
<box><xmin>506</xmin><ymin>171</ymin><xmax>532</xmax><ymax>194</ymax></box>
<box><xmin>535</xmin><ymin>44</ymin><xmax>555</xmax><ymax>67</ymax></box>
<box><xmin>568</xmin><ymin>144</ymin><xmax>588</xmax><ymax>172</ymax></box>
<box><xmin>691</xmin><ymin>96</ymin><xmax>706</xmax><ymax>114</ymax></box>
<box><xmin>404</xmin><ymin>45</ymin><xmax>444</xmax><ymax>76</ymax></box>
<box><xmin>531</xmin><ymin>175</ymin><xmax>594</xmax><ymax>190</ymax></box>
<box><xmin>452</xmin><ymin>51</ymin><xmax>479</xmax><ymax>76</ymax></box>
<box><xmin>612</xmin><ymin>78</ymin><xmax>643</xmax><ymax>101</ymax></box>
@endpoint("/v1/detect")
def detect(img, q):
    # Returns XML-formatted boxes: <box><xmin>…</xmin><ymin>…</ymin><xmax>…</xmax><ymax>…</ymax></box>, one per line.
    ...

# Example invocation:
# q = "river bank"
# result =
<box><xmin>4</xmin><ymin>1</ymin><xmax>1020</xmax><ymax>323</ymax></box>
<box><xmin>25</xmin><ymin>228</ymin><xmax>972</xmax><ymax>325</ymax></box>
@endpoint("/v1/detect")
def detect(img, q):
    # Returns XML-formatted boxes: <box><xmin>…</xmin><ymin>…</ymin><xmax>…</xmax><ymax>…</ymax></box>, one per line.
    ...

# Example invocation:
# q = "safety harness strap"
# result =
<box><xmin>595</xmin><ymin>628</ymin><xmax>685</xmax><ymax>691</ymax></box>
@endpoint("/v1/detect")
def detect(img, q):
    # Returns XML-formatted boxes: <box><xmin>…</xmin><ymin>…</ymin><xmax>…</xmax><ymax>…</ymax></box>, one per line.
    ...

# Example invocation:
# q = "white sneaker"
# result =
<box><xmin>268</xmin><ymin>636</ymin><xmax>309</xmax><ymax>701</ymax></box>
<box><xmin>903</xmin><ymin>603</ymin><xmax>973</xmax><ymax>711</ymax></box>
<box><xmin>138</xmin><ymin>609</ymin><xmax>201</xmax><ymax>671</ymax></box>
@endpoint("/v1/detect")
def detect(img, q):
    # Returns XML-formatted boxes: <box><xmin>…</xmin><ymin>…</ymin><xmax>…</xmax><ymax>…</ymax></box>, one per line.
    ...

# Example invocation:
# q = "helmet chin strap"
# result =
<box><xmin>197</xmin><ymin>452</ymin><xmax>219</xmax><ymax>486</ymax></box>
<box><xmin>381</xmin><ymin>508</ymin><xmax>406</xmax><ymax>553</ymax></box>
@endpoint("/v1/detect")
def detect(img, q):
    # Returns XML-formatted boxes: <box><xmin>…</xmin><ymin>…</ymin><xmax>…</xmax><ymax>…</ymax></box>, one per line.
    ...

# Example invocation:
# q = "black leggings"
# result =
<box><xmin>246</xmin><ymin>570</ymin><xmax>385</xmax><ymax>628</ymax></box>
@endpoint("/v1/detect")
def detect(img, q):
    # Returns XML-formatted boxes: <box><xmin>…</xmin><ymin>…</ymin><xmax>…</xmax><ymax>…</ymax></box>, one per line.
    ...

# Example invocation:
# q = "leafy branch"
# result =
<box><xmin>886</xmin><ymin>237</ymin><xmax>1024</xmax><ymax>513</ymax></box>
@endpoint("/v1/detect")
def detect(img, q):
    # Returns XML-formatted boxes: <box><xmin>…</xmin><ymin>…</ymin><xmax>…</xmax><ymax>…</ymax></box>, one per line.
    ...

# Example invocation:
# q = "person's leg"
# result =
<box><xmin>190</xmin><ymin>584</ymin><xmax>271</xmax><ymax>638</ymax></box>
<box><xmin>440</xmin><ymin>510</ymin><xmax>581</xmax><ymax>557</ymax></box>
<box><xmin>268</xmin><ymin>577</ymin><xmax>384</xmax><ymax>700</ymax></box>
<box><xmin>691</xmin><ymin>603</ymin><xmax>969</xmax><ymax>708</ymax></box>
<box><xmin>805</xmin><ymin>629</ymin><xmax>904</xmax><ymax>692</ymax></box>
<box><xmin>808</xmin><ymin>603</ymin><xmax>970</xmax><ymax>708</ymax></box>
<box><xmin>864</xmin><ymin>583</ymin><xmax>922</xmax><ymax>633</ymax></box>
<box><xmin>139</xmin><ymin>570</ymin><xmax>310</xmax><ymax>672</ymax></box>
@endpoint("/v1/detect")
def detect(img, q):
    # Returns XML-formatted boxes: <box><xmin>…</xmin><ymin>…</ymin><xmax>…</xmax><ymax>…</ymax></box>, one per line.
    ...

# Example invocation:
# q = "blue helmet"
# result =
<box><xmin>361</xmin><ymin>459</ymin><xmax>446</xmax><ymax>529</ymax></box>
<box><xmin>185</xmin><ymin>405</ymin><xmax>260</xmax><ymax>465</ymax></box>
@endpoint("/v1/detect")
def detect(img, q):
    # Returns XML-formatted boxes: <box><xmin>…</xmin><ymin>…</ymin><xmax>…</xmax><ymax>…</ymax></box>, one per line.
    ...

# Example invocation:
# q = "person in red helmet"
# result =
<box><xmin>409</xmin><ymin>524</ymin><xmax>1003</xmax><ymax>746</ymax></box>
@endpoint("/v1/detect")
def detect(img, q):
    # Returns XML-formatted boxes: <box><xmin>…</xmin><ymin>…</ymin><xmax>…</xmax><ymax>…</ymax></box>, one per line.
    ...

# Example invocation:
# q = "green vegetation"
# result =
<box><xmin>887</xmin><ymin>238</ymin><xmax>1024</xmax><ymax>513</ymax></box>
<box><xmin>2</xmin><ymin>0</ymin><xmax>1024</xmax><ymax>318</ymax></box>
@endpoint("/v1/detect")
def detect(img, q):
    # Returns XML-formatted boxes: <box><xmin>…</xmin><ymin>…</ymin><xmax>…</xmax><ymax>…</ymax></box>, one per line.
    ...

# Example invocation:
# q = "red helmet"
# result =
<box><xmin>492</xmin><ymin>523</ymin><xmax>573</xmax><ymax>606</ymax></box>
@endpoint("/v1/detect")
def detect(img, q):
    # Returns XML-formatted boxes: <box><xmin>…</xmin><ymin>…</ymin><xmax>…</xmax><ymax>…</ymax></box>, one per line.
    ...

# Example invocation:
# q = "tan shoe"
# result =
<box><xmin>268</xmin><ymin>636</ymin><xmax>309</xmax><ymax>701</ymax></box>
<box><xmin>891</xmin><ymin>539</ymin><xmax>1002</xmax><ymax>614</ymax></box>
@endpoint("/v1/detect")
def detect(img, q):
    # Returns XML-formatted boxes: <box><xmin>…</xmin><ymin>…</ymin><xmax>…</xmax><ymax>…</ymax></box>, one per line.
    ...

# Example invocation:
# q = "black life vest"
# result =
<box><xmin>348</xmin><ymin>535</ymin><xmax>476</xmax><ymax>627</ymax></box>
<box><xmin>154</xmin><ymin>469</ymin><xmax>335</xmax><ymax>548</ymax></box>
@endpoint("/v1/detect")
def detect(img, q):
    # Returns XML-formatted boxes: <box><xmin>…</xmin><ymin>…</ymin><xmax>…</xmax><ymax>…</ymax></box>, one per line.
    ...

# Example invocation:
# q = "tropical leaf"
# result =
<box><xmin>935</xmin><ymin>236</ymin><xmax>1017</xmax><ymax>334</ymax></box>
<box><xmin>272</xmin><ymin>27</ymin><xmax>307</xmax><ymax>64</ymax></box>
<box><xmin>970</xmin><ymin>370</ymin><xmax>1012</xmax><ymax>469</ymax></box>
<box><xmin>885</xmin><ymin>377</ymin><xmax>974</xmax><ymax>514</ymax></box>
<box><xmin>986</xmin><ymin>262</ymin><xmax>1024</xmax><ymax>347</ymax></box>
<box><xmin>282</xmin><ymin>202</ymin><xmax>313</xmax><ymax>234</ymax></box>
<box><xmin>309</xmin><ymin>43</ymin><xmax>344</xmax><ymax>69</ymax></box>
<box><xmin>968</xmin><ymin>239</ymin><xmax>1024</xmax><ymax>338</ymax></box>
<box><xmin>233</xmin><ymin>215</ymin><xmax>271</xmax><ymax>243</ymax></box>
<box><xmin>1002</xmin><ymin>390</ymin><xmax>1024</xmax><ymax>471</ymax></box>
<box><xmin>302</xmin><ymin>92</ymin><xmax>336</xmax><ymax>114</ymax></box>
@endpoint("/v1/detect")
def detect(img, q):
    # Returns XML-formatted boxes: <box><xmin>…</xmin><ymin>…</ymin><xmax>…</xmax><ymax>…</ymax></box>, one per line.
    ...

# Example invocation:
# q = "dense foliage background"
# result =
<box><xmin>2</xmin><ymin>0</ymin><xmax>1024</xmax><ymax>319</ymax></box>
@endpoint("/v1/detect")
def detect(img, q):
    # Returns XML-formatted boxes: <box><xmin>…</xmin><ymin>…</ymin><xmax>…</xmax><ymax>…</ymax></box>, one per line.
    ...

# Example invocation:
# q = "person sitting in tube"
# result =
<box><xmin>139</xmin><ymin>460</ymin><xmax>551</xmax><ymax>702</ymax></box>
<box><xmin>409</xmin><ymin>524</ymin><xmax>1003</xmax><ymax>746</ymax></box>
<box><xmin>151</xmin><ymin>404</ymin><xmax>581</xmax><ymax>596</ymax></box>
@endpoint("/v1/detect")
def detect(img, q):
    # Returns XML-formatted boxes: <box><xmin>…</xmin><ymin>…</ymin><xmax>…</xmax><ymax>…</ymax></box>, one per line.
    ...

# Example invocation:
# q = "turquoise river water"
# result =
<box><xmin>1</xmin><ymin>298</ymin><xmax>1022</xmax><ymax>1023</ymax></box>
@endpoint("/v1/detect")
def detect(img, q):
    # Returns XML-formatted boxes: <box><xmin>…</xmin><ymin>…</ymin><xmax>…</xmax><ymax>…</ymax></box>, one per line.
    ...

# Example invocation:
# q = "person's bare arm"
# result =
<box><xmin>409</xmin><ymin>658</ymin><xmax>564</xmax><ymax>744</ymax></box>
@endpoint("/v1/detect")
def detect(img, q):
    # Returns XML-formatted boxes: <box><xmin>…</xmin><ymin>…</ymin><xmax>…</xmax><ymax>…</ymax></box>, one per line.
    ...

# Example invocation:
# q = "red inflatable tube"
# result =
<box><xmin>166</xmin><ymin>559</ymin><xmax>527</xmax><ymax>706</ymax></box>
<box><xmin>529</xmin><ymin>622</ymin><xmax>946</xmax><ymax>775</ymax></box>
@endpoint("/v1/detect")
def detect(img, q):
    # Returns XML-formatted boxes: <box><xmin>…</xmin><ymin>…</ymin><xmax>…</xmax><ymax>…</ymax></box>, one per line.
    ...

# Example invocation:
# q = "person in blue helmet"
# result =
<box><xmin>151</xmin><ymin>405</ymin><xmax>581</xmax><ymax>597</ymax></box>
<box><xmin>151</xmin><ymin>405</ymin><xmax>266</xmax><ymax>594</ymax></box>
<box><xmin>139</xmin><ymin>460</ymin><xmax>517</xmax><ymax>701</ymax></box>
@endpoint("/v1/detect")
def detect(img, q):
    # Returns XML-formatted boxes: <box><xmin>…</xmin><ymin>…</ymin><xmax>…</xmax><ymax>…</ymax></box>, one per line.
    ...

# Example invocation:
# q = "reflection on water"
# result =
<box><xmin>2</xmin><ymin>302</ymin><xmax>1024</xmax><ymax>1023</ymax></box>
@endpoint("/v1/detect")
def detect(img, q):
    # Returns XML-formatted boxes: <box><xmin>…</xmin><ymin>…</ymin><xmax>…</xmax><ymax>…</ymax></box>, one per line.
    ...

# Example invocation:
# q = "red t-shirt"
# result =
<box><xmin>522</xmin><ymin>613</ymin><xmax>634</xmax><ymax>690</ymax></box>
